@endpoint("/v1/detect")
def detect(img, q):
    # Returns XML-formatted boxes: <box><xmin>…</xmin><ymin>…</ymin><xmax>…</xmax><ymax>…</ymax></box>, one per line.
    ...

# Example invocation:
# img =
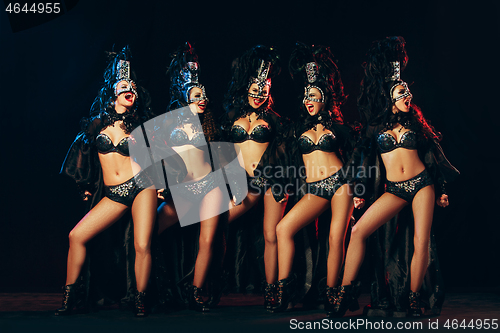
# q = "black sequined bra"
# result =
<box><xmin>377</xmin><ymin>130</ymin><xmax>417</xmax><ymax>154</ymax></box>
<box><xmin>170</xmin><ymin>128</ymin><xmax>205</xmax><ymax>147</ymax></box>
<box><xmin>231</xmin><ymin>124</ymin><xmax>271</xmax><ymax>143</ymax></box>
<box><xmin>298</xmin><ymin>133</ymin><xmax>338</xmax><ymax>155</ymax></box>
<box><xmin>96</xmin><ymin>133</ymin><xmax>131</xmax><ymax>156</ymax></box>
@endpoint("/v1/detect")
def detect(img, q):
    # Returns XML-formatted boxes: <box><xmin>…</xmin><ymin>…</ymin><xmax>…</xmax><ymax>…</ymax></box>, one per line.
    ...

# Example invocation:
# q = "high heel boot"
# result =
<box><xmin>264</xmin><ymin>282</ymin><xmax>276</xmax><ymax>311</ymax></box>
<box><xmin>134</xmin><ymin>291</ymin><xmax>148</xmax><ymax>317</ymax></box>
<box><xmin>271</xmin><ymin>276</ymin><xmax>296</xmax><ymax>313</ymax></box>
<box><xmin>189</xmin><ymin>285</ymin><xmax>209</xmax><ymax>312</ymax></box>
<box><xmin>324</xmin><ymin>286</ymin><xmax>338</xmax><ymax>317</ymax></box>
<box><xmin>408</xmin><ymin>291</ymin><xmax>422</xmax><ymax>317</ymax></box>
<box><xmin>54</xmin><ymin>282</ymin><xmax>87</xmax><ymax>316</ymax></box>
<box><xmin>332</xmin><ymin>281</ymin><xmax>361</xmax><ymax>317</ymax></box>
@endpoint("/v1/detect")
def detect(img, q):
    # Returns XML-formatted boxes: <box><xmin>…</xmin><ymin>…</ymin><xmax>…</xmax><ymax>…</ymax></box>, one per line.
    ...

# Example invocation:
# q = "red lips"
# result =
<box><xmin>306</xmin><ymin>103</ymin><xmax>314</xmax><ymax>113</ymax></box>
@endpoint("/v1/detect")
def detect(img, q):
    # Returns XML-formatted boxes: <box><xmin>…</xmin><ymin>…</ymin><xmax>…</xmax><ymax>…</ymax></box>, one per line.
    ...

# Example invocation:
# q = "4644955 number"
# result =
<box><xmin>5</xmin><ymin>3</ymin><xmax>61</xmax><ymax>14</ymax></box>
<box><xmin>444</xmin><ymin>319</ymin><xmax>498</xmax><ymax>330</ymax></box>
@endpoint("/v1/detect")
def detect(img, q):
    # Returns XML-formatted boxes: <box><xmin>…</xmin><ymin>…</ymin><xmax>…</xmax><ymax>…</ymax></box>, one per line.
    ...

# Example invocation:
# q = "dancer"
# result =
<box><xmin>221</xmin><ymin>45</ymin><xmax>288</xmax><ymax>310</ymax></box>
<box><xmin>272</xmin><ymin>43</ymin><xmax>355</xmax><ymax>314</ymax></box>
<box><xmin>58</xmin><ymin>46</ymin><xmax>157</xmax><ymax>317</ymax></box>
<box><xmin>156</xmin><ymin>42</ymin><xmax>225</xmax><ymax>312</ymax></box>
<box><xmin>335</xmin><ymin>36</ymin><xmax>459</xmax><ymax>317</ymax></box>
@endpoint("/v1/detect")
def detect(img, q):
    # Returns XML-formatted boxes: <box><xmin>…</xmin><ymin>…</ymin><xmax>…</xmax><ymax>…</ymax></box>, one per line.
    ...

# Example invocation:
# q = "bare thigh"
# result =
<box><xmin>329</xmin><ymin>184</ymin><xmax>354</xmax><ymax>238</ymax></box>
<box><xmin>263</xmin><ymin>187</ymin><xmax>287</xmax><ymax>237</ymax></box>
<box><xmin>352</xmin><ymin>192</ymin><xmax>408</xmax><ymax>240</ymax></box>
<box><xmin>227</xmin><ymin>191</ymin><xmax>262</xmax><ymax>223</ymax></box>
<box><xmin>200</xmin><ymin>187</ymin><xmax>224</xmax><ymax>222</ymax></box>
<box><xmin>131</xmin><ymin>187</ymin><xmax>157</xmax><ymax>248</ymax></box>
<box><xmin>278</xmin><ymin>194</ymin><xmax>330</xmax><ymax>238</ymax></box>
<box><xmin>70</xmin><ymin>197</ymin><xmax>129</xmax><ymax>244</ymax></box>
<box><xmin>412</xmin><ymin>185</ymin><xmax>435</xmax><ymax>247</ymax></box>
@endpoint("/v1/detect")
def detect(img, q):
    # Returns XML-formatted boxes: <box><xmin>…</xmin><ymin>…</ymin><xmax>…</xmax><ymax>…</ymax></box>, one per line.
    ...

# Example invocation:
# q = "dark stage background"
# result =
<box><xmin>1</xmin><ymin>0</ymin><xmax>498</xmax><ymax>293</ymax></box>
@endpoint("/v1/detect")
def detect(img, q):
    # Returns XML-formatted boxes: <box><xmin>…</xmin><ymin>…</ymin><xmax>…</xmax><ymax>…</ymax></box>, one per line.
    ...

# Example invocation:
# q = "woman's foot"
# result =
<box><xmin>271</xmin><ymin>276</ymin><xmax>296</xmax><ymax>313</ymax></box>
<box><xmin>264</xmin><ymin>282</ymin><xmax>276</xmax><ymax>311</ymax></box>
<box><xmin>134</xmin><ymin>291</ymin><xmax>148</xmax><ymax>317</ymax></box>
<box><xmin>408</xmin><ymin>291</ymin><xmax>422</xmax><ymax>317</ymax></box>
<box><xmin>189</xmin><ymin>286</ymin><xmax>209</xmax><ymax>312</ymax></box>
<box><xmin>332</xmin><ymin>281</ymin><xmax>361</xmax><ymax>317</ymax></box>
<box><xmin>54</xmin><ymin>281</ymin><xmax>87</xmax><ymax>316</ymax></box>
<box><xmin>324</xmin><ymin>286</ymin><xmax>338</xmax><ymax>317</ymax></box>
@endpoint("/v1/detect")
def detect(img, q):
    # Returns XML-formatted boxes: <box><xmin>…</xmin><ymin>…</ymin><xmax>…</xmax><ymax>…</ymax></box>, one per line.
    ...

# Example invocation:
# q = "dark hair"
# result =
<box><xmin>357</xmin><ymin>36</ymin><xmax>408</xmax><ymax>126</ymax></box>
<box><xmin>87</xmin><ymin>45</ymin><xmax>152</xmax><ymax>133</ymax></box>
<box><xmin>167</xmin><ymin>42</ymin><xmax>198</xmax><ymax>110</ymax></box>
<box><xmin>289</xmin><ymin>42</ymin><xmax>346</xmax><ymax>126</ymax></box>
<box><xmin>358</xmin><ymin>36</ymin><xmax>440</xmax><ymax>140</ymax></box>
<box><xmin>166</xmin><ymin>42</ymin><xmax>218</xmax><ymax>141</ymax></box>
<box><xmin>223</xmin><ymin>45</ymin><xmax>280</xmax><ymax>115</ymax></box>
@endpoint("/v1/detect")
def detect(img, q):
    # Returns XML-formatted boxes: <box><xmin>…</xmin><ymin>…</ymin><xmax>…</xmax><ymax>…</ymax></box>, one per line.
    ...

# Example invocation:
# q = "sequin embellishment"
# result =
<box><xmin>109</xmin><ymin>180</ymin><xmax>134</xmax><ymax>197</ymax></box>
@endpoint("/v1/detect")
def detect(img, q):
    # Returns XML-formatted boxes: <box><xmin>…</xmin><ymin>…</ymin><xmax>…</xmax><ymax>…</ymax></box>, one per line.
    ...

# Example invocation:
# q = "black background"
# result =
<box><xmin>0</xmin><ymin>0</ymin><xmax>498</xmax><ymax>293</ymax></box>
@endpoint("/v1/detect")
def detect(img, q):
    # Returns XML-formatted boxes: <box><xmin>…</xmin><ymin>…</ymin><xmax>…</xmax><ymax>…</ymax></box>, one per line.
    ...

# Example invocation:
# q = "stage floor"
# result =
<box><xmin>1</xmin><ymin>293</ymin><xmax>499</xmax><ymax>332</ymax></box>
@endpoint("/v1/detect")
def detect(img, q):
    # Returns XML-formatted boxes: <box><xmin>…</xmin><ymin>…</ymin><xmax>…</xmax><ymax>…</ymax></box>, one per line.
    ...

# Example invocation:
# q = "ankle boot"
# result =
<box><xmin>408</xmin><ymin>291</ymin><xmax>422</xmax><ymax>317</ymax></box>
<box><xmin>332</xmin><ymin>281</ymin><xmax>361</xmax><ymax>317</ymax></box>
<box><xmin>271</xmin><ymin>276</ymin><xmax>296</xmax><ymax>313</ymax></box>
<box><xmin>207</xmin><ymin>270</ymin><xmax>228</xmax><ymax>308</ymax></box>
<box><xmin>324</xmin><ymin>286</ymin><xmax>338</xmax><ymax>317</ymax></box>
<box><xmin>189</xmin><ymin>285</ymin><xmax>209</xmax><ymax>312</ymax></box>
<box><xmin>134</xmin><ymin>291</ymin><xmax>148</xmax><ymax>317</ymax></box>
<box><xmin>264</xmin><ymin>282</ymin><xmax>276</xmax><ymax>311</ymax></box>
<box><xmin>54</xmin><ymin>282</ymin><xmax>87</xmax><ymax>316</ymax></box>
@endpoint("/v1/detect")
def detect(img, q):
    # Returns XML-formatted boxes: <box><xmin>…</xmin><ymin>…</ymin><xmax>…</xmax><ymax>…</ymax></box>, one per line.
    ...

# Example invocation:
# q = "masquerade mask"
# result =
<box><xmin>390</xmin><ymin>81</ymin><xmax>412</xmax><ymax>103</ymax></box>
<box><xmin>385</xmin><ymin>61</ymin><xmax>412</xmax><ymax>103</ymax></box>
<box><xmin>303</xmin><ymin>85</ymin><xmax>325</xmax><ymax>104</ymax></box>
<box><xmin>247</xmin><ymin>60</ymin><xmax>271</xmax><ymax>99</ymax></box>
<box><xmin>113</xmin><ymin>60</ymin><xmax>138</xmax><ymax>98</ymax></box>
<box><xmin>303</xmin><ymin>62</ymin><xmax>325</xmax><ymax>103</ymax></box>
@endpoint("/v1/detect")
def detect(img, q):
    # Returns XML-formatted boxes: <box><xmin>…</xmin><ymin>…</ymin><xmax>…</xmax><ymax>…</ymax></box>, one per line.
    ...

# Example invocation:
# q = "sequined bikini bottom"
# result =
<box><xmin>173</xmin><ymin>172</ymin><xmax>220</xmax><ymax>201</ymax></box>
<box><xmin>104</xmin><ymin>172</ymin><xmax>152</xmax><ymax>207</ymax></box>
<box><xmin>385</xmin><ymin>169</ymin><xmax>433</xmax><ymax>202</ymax></box>
<box><xmin>304</xmin><ymin>170</ymin><xmax>347</xmax><ymax>200</ymax></box>
<box><xmin>247</xmin><ymin>174</ymin><xmax>269</xmax><ymax>194</ymax></box>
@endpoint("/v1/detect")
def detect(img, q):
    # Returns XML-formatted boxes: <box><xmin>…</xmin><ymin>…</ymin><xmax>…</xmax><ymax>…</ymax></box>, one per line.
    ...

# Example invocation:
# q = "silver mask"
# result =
<box><xmin>113</xmin><ymin>60</ymin><xmax>138</xmax><ymax>99</ymax></box>
<box><xmin>247</xmin><ymin>60</ymin><xmax>271</xmax><ymax>99</ymax></box>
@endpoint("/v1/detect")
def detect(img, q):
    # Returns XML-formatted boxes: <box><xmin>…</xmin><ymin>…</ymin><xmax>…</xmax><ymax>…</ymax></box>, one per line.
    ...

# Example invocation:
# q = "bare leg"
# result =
<box><xmin>131</xmin><ymin>188</ymin><xmax>157</xmax><ymax>292</ymax></box>
<box><xmin>227</xmin><ymin>191</ymin><xmax>262</xmax><ymax>223</ymax></box>
<box><xmin>193</xmin><ymin>187</ymin><xmax>223</xmax><ymax>288</ymax></box>
<box><xmin>276</xmin><ymin>194</ymin><xmax>330</xmax><ymax>280</ymax></box>
<box><xmin>262</xmin><ymin>188</ymin><xmax>287</xmax><ymax>284</ymax></box>
<box><xmin>157</xmin><ymin>200</ymin><xmax>180</xmax><ymax>235</ymax></box>
<box><xmin>327</xmin><ymin>184</ymin><xmax>354</xmax><ymax>287</ymax></box>
<box><xmin>410</xmin><ymin>185</ymin><xmax>435</xmax><ymax>292</ymax></box>
<box><xmin>66</xmin><ymin>198</ymin><xmax>129</xmax><ymax>285</ymax></box>
<box><xmin>341</xmin><ymin>193</ymin><xmax>408</xmax><ymax>285</ymax></box>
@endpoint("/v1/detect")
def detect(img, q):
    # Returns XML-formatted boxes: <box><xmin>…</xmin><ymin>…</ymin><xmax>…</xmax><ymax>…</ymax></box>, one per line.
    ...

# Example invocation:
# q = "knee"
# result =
<box><xmin>275</xmin><ymin>222</ymin><xmax>289</xmax><ymax>241</ymax></box>
<box><xmin>263</xmin><ymin>229</ymin><xmax>277</xmax><ymax>246</ymax></box>
<box><xmin>328</xmin><ymin>232</ymin><xmax>344</xmax><ymax>249</ymax></box>
<box><xmin>68</xmin><ymin>229</ymin><xmax>84</xmax><ymax>246</ymax></box>
<box><xmin>134</xmin><ymin>239</ymin><xmax>151</xmax><ymax>257</ymax></box>
<box><xmin>198</xmin><ymin>234</ymin><xmax>215</xmax><ymax>251</ymax></box>
<box><xmin>350</xmin><ymin>224</ymin><xmax>367</xmax><ymax>243</ymax></box>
